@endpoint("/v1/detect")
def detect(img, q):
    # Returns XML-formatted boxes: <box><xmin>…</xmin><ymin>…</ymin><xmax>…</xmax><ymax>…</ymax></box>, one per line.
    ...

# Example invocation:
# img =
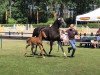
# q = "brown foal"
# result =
<box><xmin>25</xmin><ymin>30</ymin><xmax>47</xmax><ymax>58</ymax></box>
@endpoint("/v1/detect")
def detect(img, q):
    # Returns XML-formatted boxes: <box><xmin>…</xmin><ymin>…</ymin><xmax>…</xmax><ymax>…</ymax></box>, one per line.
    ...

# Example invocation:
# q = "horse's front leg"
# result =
<box><xmin>49</xmin><ymin>41</ymin><xmax>53</xmax><ymax>55</ymax></box>
<box><xmin>39</xmin><ymin>44</ymin><xmax>45</xmax><ymax>58</ymax></box>
<box><xmin>41</xmin><ymin>44</ymin><xmax>48</xmax><ymax>56</ymax></box>
<box><xmin>58</xmin><ymin>41</ymin><xmax>66</xmax><ymax>57</ymax></box>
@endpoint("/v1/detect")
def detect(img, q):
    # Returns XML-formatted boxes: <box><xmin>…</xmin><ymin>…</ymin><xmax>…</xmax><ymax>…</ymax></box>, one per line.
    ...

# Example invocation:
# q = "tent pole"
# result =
<box><xmin>98</xmin><ymin>20</ymin><xmax>99</xmax><ymax>28</ymax></box>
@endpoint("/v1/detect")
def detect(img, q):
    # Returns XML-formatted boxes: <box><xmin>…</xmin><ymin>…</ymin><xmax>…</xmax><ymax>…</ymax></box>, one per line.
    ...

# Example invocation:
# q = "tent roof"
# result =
<box><xmin>76</xmin><ymin>8</ymin><xmax>100</xmax><ymax>21</ymax></box>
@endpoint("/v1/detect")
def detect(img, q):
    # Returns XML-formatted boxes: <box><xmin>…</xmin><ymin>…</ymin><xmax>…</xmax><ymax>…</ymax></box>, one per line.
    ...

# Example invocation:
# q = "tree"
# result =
<box><xmin>11</xmin><ymin>0</ymin><xmax>28</xmax><ymax>23</ymax></box>
<box><xmin>1</xmin><ymin>0</ymin><xmax>100</xmax><ymax>24</ymax></box>
<box><xmin>74</xmin><ymin>0</ymin><xmax>99</xmax><ymax>15</ymax></box>
<box><xmin>0</xmin><ymin>0</ymin><xmax>9</xmax><ymax>23</ymax></box>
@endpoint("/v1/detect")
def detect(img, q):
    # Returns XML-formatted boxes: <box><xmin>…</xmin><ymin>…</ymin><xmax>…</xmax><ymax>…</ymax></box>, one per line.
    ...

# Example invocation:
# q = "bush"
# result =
<box><xmin>8</xmin><ymin>18</ymin><xmax>17</xmax><ymax>24</ymax></box>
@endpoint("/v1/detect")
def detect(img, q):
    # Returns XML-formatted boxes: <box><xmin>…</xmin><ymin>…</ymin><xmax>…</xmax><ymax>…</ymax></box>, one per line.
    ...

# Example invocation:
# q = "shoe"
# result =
<box><xmin>67</xmin><ymin>55</ymin><xmax>75</xmax><ymax>58</ymax></box>
<box><xmin>70</xmin><ymin>55</ymin><xmax>75</xmax><ymax>57</ymax></box>
<box><xmin>71</xmin><ymin>49</ymin><xmax>75</xmax><ymax>57</ymax></box>
<box><xmin>68</xmin><ymin>47</ymin><xmax>71</xmax><ymax>53</ymax></box>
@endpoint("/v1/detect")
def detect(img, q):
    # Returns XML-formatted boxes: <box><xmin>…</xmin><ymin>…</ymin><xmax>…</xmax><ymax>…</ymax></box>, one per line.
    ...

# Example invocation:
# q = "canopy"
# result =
<box><xmin>76</xmin><ymin>8</ymin><xmax>100</xmax><ymax>22</ymax></box>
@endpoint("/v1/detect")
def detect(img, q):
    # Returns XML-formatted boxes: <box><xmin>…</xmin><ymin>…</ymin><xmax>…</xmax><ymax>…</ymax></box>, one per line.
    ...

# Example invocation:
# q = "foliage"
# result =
<box><xmin>0</xmin><ymin>0</ymin><xmax>100</xmax><ymax>24</ymax></box>
<box><xmin>0</xmin><ymin>0</ymin><xmax>9</xmax><ymax>23</ymax></box>
<box><xmin>11</xmin><ymin>0</ymin><xmax>28</xmax><ymax>24</ymax></box>
<box><xmin>8</xmin><ymin>18</ymin><xmax>17</xmax><ymax>24</ymax></box>
<box><xmin>74</xmin><ymin>0</ymin><xmax>100</xmax><ymax>15</ymax></box>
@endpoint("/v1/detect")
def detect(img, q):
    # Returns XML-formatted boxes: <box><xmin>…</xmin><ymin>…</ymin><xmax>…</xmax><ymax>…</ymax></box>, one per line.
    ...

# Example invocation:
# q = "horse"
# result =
<box><xmin>25</xmin><ymin>30</ymin><xmax>47</xmax><ymax>58</ymax></box>
<box><xmin>32</xmin><ymin>18</ymin><xmax>67</xmax><ymax>57</ymax></box>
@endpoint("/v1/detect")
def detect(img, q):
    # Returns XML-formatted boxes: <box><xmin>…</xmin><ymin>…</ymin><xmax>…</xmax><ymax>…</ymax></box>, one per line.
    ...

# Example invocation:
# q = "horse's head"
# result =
<box><xmin>40</xmin><ymin>30</ymin><xmax>47</xmax><ymax>38</ymax></box>
<box><xmin>52</xmin><ymin>18</ymin><xmax>66</xmax><ymax>28</ymax></box>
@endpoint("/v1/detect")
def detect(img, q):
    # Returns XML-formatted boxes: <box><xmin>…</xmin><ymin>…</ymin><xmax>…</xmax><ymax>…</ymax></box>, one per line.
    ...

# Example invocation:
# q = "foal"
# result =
<box><xmin>25</xmin><ymin>30</ymin><xmax>47</xmax><ymax>58</ymax></box>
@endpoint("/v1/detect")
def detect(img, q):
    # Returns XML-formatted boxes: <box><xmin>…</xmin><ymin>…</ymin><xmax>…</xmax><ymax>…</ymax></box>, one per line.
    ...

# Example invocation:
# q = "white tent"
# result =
<box><xmin>76</xmin><ymin>8</ymin><xmax>100</xmax><ymax>25</ymax></box>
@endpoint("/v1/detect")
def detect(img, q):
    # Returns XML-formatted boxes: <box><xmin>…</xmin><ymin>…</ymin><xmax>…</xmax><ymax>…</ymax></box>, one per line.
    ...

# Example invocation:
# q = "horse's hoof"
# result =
<box><xmin>43</xmin><ymin>56</ymin><xmax>45</xmax><ymax>59</ymax></box>
<box><xmin>24</xmin><ymin>53</ymin><xmax>27</xmax><ymax>57</ymax></box>
<box><xmin>30</xmin><ymin>53</ymin><xmax>34</xmax><ymax>56</ymax></box>
<box><xmin>49</xmin><ymin>52</ymin><xmax>51</xmax><ymax>55</ymax></box>
<box><xmin>63</xmin><ymin>54</ymin><xmax>67</xmax><ymax>58</ymax></box>
<box><xmin>33</xmin><ymin>52</ymin><xmax>37</xmax><ymax>55</ymax></box>
<box><xmin>57</xmin><ymin>51</ymin><xmax>59</xmax><ymax>52</ymax></box>
<box><xmin>64</xmin><ymin>52</ymin><xmax>66</xmax><ymax>57</ymax></box>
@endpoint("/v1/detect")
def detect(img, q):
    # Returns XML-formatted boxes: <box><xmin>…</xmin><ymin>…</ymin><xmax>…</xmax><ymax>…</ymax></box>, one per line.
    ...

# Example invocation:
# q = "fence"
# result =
<box><xmin>0</xmin><ymin>35</ymin><xmax>2</xmax><ymax>49</ymax></box>
<box><xmin>0</xmin><ymin>32</ymin><xmax>32</xmax><ymax>40</ymax></box>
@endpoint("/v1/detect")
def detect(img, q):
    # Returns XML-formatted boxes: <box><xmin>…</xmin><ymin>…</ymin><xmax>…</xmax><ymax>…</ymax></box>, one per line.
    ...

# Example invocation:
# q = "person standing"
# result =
<box><xmin>66</xmin><ymin>24</ymin><xmax>78</xmax><ymax>57</ymax></box>
<box><xmin>60</xmin><ymin>30</ymin><xmax>69</xmax><ymax>46</ymax></box>
<box><xmin>96</xmin><ymin>28</ymin><xmax>100</xmax><ymax>36</ymax></box>
<box><xmin>96</xmin><ymin>28</ymin><xmax>100</xmax><ymax>48</ymax></box>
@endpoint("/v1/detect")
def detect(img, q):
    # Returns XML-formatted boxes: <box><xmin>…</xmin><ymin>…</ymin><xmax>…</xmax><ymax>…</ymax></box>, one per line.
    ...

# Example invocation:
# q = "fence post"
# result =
<box><xmin>21</xmin><ymin>32</ymin><xmax>23</xmax><ymax>38</ymax></box>
<box><xmin>0</xmin><ymin>34</ymin><xmax>2</xmax><ymax>49</ymax></box>
<box><xmin>9</xmin><ymin>31</ymin><xmax>11</xmax><ymax>38</ymax></box>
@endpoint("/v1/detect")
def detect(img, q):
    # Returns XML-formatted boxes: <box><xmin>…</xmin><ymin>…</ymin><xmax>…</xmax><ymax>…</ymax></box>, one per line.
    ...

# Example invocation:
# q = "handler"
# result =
<box><xmin>66</xmin><ymin>24</ymin><xmax>78</xmax><ymax>57</ymax></box>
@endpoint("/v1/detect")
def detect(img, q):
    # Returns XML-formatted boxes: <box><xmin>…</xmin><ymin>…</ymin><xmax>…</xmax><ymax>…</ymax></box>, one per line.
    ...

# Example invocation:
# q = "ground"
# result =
<box><xmin>0</xmin><ymin>39</ymin><xmax>100</xmax><ymax>75</ymax></box>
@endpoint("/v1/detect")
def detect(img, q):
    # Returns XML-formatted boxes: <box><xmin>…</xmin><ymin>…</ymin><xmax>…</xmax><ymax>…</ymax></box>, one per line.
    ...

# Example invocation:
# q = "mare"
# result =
<box><xmin>25</xmin><ymin>30</ymin><xmax>47</xmax><ymax>58</ymax></box>
<box><xmin>32</xmin><ymin>18</ymin><xmax>67</xmax><ymax>57</ymax></box>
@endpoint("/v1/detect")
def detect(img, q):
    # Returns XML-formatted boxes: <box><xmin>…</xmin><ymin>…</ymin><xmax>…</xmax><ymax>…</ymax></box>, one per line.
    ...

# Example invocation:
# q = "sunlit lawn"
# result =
<box><xmin>0</xmin><ymin>39</ymin><xmax>100</xmax><ymax>75</ymax></box>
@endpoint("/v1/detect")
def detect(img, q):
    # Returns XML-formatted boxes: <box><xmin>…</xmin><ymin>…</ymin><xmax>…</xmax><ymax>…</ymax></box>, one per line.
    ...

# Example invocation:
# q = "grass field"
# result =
<box><xmin>0</xmin><ymin>39</ymin><xmax>100</xmax><ymax>75</ymax></box>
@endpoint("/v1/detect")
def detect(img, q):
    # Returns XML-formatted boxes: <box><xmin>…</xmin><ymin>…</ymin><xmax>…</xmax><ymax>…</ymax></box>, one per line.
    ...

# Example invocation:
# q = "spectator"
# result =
<box><xmin>95</xmin><ymin>28</ymin><xmax>100</xmax><ymax>48</ymax></box>
<box><xmin>60</xmin><ymin>30</ymin><xmax>69</xmax><ymax>46</ymax></box>
<box><xmin>96</xmin><ymin>28</ymin><xmax>100</xmax><ymax>36</ymax></box>
<box><xmin>83</xmin><ymin>33</ymin><xmax>87</xmax><ymax>36</ymax></box>
<box><xmin>90</xmin><ymin>32</ymin><xmax>94</xmax><ymax>36</ymax></box>
<box><xmin>90</xmin><ymin>32</ymin><xmax>97</xmax><ymax>48</ymax></box>
<box><xmin>82</xmin><ymin>33</ymin><xmax>87</xmax><ymax>42</ymax></box>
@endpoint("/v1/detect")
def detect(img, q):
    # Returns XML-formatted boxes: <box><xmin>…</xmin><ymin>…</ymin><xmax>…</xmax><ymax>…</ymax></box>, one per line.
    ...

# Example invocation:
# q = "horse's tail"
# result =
<box><xmin>26</xmin><ymin>37</ymin><xmax>31</xmax><ymax>44</ymax></box>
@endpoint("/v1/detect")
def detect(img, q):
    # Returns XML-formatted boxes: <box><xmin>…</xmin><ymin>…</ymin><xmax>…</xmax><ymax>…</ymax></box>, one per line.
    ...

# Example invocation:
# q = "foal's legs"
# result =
<box><xmin>58</xmin><ymin>41</ymin><xmax>66</xmax><ymax>57</ymax></box>
<box><xmin>31</xmin><ymin>44</ymin><xmax>34</xmax><ymax>56</ymax></box>
<box><xmin>38</xmin><ymin>44</ymin><xmax>45</xmax><ymax>58</ymax></box>
<box><xmin>34</xmin><ymin>45</ymin><xmax>37</xmax><ymax>55</ymax></box>
<box><xmin>26</xmin><ymin>44</ymin><xmax>30</xmax><ymax>49</ymax></box>
<box><xmin>33</xmin><ymin>45</ymin><xmax>46</xmax><ymax>55</ymax></box>
<box><xmin>24</xmin><ymin>44</ymin><xmax>30</xmax><ymax>56</ymax></box>
<box><xmin>41</xmin><ymin>44</ymin><xmax>48</xmax><ymax>55</ymax></box>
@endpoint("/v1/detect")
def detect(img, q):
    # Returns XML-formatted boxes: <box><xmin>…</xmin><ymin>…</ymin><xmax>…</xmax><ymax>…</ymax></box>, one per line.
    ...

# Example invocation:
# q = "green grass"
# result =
<box><xmin>0</xmin><ymin>39</ymin><xmax>100</xmax><ymax>75</ymax></box>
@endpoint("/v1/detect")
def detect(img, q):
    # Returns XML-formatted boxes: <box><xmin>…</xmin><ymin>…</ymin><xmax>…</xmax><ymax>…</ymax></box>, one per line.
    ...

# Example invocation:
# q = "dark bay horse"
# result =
<box><xmin>32</xmin><ymin>18</ymin><xmax>67</xmax><ymax>57</ymax></box>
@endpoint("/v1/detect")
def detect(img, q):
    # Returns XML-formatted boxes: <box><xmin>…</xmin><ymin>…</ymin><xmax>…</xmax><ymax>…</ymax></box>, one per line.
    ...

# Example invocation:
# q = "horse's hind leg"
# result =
<box><xmin>31</xmin><ymin>44</ymin><xmax>34</xmax><ymax>56</ymax></box>
<box><xmin>57</xmin><ymin>41</ymin><xmax>60</xmax><ymax>52</ymax></box>
<box><xmin>43</xmin><ymin>49</ymin><xmax>48</xmax><ymax>56</ymax></box>
<box><xmin>49</xmin><ymin>41</ymin><xmax>53</xmax><ymax>55</ymax></box>
<box><xmin>58</xmin><ymin>41</ymin><xmax>66</xmax><ymax>57</ymax></box>
<box><xmin>24</xmin><ymin>44</ymin><xmax>30</xmax><ymax>56</ymax></box>
<box><xmin>33</xmin><ymin>45</ymin><xmax>37</xmax><ymax>55</ymax></box>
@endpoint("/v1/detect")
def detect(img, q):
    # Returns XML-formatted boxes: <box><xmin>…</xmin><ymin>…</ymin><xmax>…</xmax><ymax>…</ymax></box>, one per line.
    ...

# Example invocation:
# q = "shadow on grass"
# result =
<box><xmin>46</xmin><ymin>55</ymin><xmax>60</xmax><ymax>57</ymax></box>
<box><xmin>77</xmin><ymin>46</ymin><xmax>92</xmax><ymax>48</ymax></box>
<box><xmin>25</xmin><ymin>54</ymin><xmax>60</xmax><ymax>58</ymax></box>
<box><xmin>67</xmin><ymin>55</ymin><xmax>75</xmax><ymax>58</ymax></box>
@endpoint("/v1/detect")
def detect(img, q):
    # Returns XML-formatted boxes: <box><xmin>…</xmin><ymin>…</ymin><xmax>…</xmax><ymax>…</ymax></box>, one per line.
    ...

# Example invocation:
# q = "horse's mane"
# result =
<box><xmin>51</xmin><ymin>19</ymin><xmax>61</xmax><ymax>29</ymax></box>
